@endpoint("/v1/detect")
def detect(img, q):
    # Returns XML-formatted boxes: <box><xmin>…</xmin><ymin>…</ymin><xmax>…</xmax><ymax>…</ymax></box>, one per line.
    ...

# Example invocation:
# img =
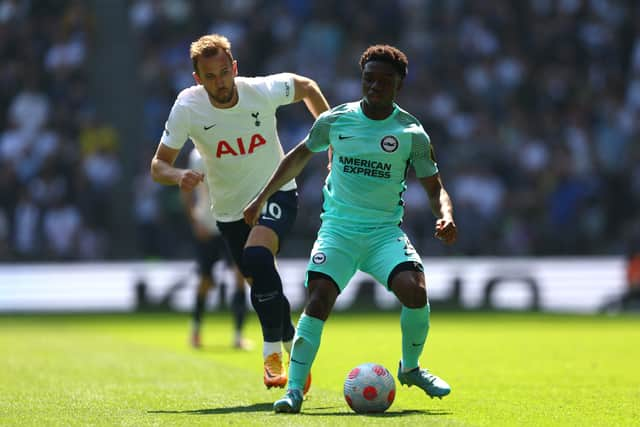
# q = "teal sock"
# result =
<box><xmin>400</xmin><ymin>303</ymin><xmax>430</xmax><ymax>371</ymax></box>
<box><xmin>288</xmin><ymin>313</ymin><xmax>324</xmax><ymax>391</ymax></box>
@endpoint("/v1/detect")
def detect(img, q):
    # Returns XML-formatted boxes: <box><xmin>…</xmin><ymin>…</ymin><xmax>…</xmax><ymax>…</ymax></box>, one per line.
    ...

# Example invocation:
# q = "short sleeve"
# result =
<box><xmin>411</xmin><ymin>128</ymin><xmax>439</xmax><ymax>178</ymax></box>
<box><xmin>263</xmin><ymin>73</ymin><xmax>295</xmax><ymax>108</ymax></box>
<box><xmin>160</xmin><ymin>100</ymin><xmax>190</xmax><ymax>150</ymax></box>
<box><xmin>304</xmin><ymin>113</ymin><xmax>331</xmax><ymax>152</ymax></box>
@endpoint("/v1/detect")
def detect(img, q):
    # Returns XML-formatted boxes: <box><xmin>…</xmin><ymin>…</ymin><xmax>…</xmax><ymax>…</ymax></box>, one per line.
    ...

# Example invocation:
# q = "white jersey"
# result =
<box><xmin>188</xmin><ymin>149</ymin><xmax>219</xmax><ymax>234</ymax></box>
<box><xmin>161</xmin><ymin>73</ymin><xmax>297</xmax><ymax>222</ymax></box>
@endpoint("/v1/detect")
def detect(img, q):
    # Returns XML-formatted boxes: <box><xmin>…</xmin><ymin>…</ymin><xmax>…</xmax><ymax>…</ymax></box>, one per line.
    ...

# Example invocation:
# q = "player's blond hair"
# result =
<box><xmin>190</xmin><ymin>34</ymin><xmax>234</xmax><ymax>73</ymax></box>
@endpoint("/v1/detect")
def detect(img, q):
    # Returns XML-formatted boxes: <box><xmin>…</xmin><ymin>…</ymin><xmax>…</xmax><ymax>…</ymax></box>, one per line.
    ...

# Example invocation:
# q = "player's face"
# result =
<box><xmin>193</xmin><ymin>52</ymin><xmax>238</xmax><ymax>107</ymax></box>
<box><xmin>361</xmin><ymin>61</ymin><xmax>402</xmax><ymax>109</ymax></box>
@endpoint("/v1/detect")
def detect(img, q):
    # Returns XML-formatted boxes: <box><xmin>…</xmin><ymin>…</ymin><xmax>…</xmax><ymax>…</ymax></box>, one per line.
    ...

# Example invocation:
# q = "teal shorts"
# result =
<box><xmin>306</xmin><ymin>222</ymin><xmax>422</xmax><ymax>292</ymax></box>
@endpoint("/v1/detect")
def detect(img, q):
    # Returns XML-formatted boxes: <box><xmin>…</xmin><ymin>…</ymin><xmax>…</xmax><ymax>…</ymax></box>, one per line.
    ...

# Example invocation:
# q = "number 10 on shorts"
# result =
<box><xmin>261</xmin><ymin>202</ymin><xmax>282</xmax><ymax>220</ymax></box>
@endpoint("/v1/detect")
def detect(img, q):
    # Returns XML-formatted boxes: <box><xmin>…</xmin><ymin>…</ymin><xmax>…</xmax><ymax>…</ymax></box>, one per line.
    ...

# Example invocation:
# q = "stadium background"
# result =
<box><xmin>2</xmin><ymin>4</ymin><xmax>640</xmax><ymax>425</ymax></box>
<box><xmin>0</xmin><ymin>0</ymin><xmax>639</xmax><ymax>311</ymax></box>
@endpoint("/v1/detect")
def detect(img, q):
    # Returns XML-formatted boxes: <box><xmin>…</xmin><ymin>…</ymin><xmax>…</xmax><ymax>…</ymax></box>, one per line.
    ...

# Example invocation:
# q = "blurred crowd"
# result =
<box><xmin>2</xmin><ymin>0</ymin><xmax>640</xmax><ymax>261</ymax></box>
<box><xmin>0</xmin><ymin>0</ymin><xmax>122</xmax><ymax>260</ymax></box>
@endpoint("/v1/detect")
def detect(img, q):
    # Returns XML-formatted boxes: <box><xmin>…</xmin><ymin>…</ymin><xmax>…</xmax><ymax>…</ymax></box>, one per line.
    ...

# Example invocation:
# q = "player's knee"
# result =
<box><xmin>242</xmin><ymin>246</ymin><xmax>275</xmax><ymax>279</ymax></box>
<box><xmin>197</xmin><ymin>277</ymin><xmax>213</xmax><ymax>295</ymax></box>
<box><xmin>407</xmin><ymin>285</ymin><xmax>428</xmax><ymax>308</ymax></box>
<box><xmin>306</xmin><ymin>296</ymin><xmax>330</xmax><ymax>320</ymax></box>
<box><xmin>392</xmin><ymin>271</ymin><xmax>427</xmax><ymax>308</ymax></box>
<box><xmin>305</xmin><ymin>278</ymin><xmax>338</xmax><ymax>320</ymax></box>
<box><xmin>399</xmin><ymin>283</ymin><xmax>427</xmax><ymax>308</ymax></box>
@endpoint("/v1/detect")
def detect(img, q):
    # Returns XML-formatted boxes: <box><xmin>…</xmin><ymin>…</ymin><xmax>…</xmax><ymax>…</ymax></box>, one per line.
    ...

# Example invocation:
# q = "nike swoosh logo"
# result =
<box><xmin>338</xmin><ymin>135</ymin><xmax>354</xmax><ymax>140</ymax></box>
<box><xmin>290</xmin><ymin>358</ymin><xmax>306</xmax><ymax>365</ymax></box>
<box><xmin>203</xmin><ymin>124</ymin><xmax>216</xmax><ymax>130</ymax></box>
<box><xmin>411</xmin><ymin>342</ymin><xmax>425</xmax><ymax>347</ymax></box>
<box><xmin>257</xmin><ymin>295</ymin><xmax>276</xmax><ymax>303</ymax></box>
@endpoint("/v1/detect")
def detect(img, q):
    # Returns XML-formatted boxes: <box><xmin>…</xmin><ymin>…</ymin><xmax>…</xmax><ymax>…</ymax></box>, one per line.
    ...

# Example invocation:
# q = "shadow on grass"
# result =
<box><xmin>191</xmin><ymin>344</ymin><xmax>255</xmax><ymax>354</ymax></box>
<box><xmin>304</xmin><ymin>408</ymin><xmax>452</xmax><ymax>417</ymax></box>
<box><xmin>149</xmin><ymin>404</ymin><xmax>451</xmax><ymax>417</ymax></box>
<box><xmin>149</xmin><ymin>402</ymin><xmax>273</xmax><ymax>415</ymax></box>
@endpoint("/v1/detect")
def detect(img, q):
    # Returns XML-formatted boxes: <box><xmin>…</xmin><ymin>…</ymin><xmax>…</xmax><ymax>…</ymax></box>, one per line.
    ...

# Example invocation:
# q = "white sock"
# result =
<box><xmin>282</xmin><ymin>339</ymin><xmax>293</xmax><ymax>355</ymax></box>
<box><xmin>263</xmin><ymin>341</ymin><xmax>281</xmax><ymax>359</ymax></box>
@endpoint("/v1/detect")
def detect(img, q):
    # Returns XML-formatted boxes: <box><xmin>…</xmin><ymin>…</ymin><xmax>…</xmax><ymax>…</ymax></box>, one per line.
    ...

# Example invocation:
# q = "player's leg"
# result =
<box><xmin>274</xmin><ymin>225</ymin><xmax>357</xmax><ymax>413</ymax></box>
<box><xmin>243</xmin><ymin>190</ymin><xmax>298</xmax><ymax>388</ymax></box>
<box><xmin>391</xmin><ymin>267</ymin><xmax>450</xmax><ymax>398</ymax></box>
<box><xmin>217</xmin><ymin>219</ymin><xmax>288</xmax><ymax>386</ymax></box>
<box><xmin>191</xmin><ymin>275</ymin><xmax>213</xmax><ymax>348</ymax></box>
<box><xmin>244</xmin><ymin>226</ymin><xmax>288</xmax><ymax>387</ymax></box>
<box><xmin>218</xmin><ymin>234</ymin><xmax>250</xmax><ymax>349</ymax></box>
<box><xmin>258</xmin><ymin>189</ymin><xmax>298</xmax><ymax>352</ymax></box>
<box><xmin>363</xmin><ymin>228</ymin><xmax>450</xmax><ymax>399</ymax></box>
<box><xmin>191</xmin><ymin>236</ymin><xmax>218</xmax><ymax>348</ymax></box>
<box><xmin>273</xmin><ymin>275</ymin><xmax>338</xmax><ymax>413</ymax></box>
<box><xmin>229</xmin><ymin>263</ymin><xmax>250</xmax><ymax>349</ymax></box>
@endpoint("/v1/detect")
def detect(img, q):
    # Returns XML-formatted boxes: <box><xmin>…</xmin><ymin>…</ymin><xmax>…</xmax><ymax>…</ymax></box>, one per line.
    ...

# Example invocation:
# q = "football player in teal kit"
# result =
<box><xmin>244</xmin><ymin>44</ymin><xmax>457</xmax><ymax>413</ymax></box>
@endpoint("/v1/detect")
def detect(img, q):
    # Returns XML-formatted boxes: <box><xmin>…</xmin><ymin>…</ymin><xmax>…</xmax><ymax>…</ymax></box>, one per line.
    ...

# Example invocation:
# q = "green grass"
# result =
<box><xmin>1</xmin><ymin>311</ymin><xmax>639</xmax><ymax>426</ymax></box>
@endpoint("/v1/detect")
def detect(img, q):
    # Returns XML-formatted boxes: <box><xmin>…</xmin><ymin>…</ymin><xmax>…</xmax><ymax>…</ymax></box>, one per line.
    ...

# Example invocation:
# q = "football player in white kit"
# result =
<box><xmin>150</xmin><ymin>34</ymin><xmax>330</xmax><ymax>391</ymax></box>
<box><xmin>182</xmin><ymin>148</ymin><xmax>249</xmax><ymax>351</ymax></box>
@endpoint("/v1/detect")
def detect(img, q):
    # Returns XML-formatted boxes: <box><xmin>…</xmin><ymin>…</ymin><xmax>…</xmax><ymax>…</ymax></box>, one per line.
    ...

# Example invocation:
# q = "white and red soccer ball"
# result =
<box><xmin>343</xmin><ymin>363</ymin><xmax>396</xmax><ymax>413</ymax></box>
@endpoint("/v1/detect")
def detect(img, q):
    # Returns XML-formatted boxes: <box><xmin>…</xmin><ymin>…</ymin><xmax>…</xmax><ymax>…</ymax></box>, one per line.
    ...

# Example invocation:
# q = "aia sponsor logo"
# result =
<box><xmin>215</xmin><ymin>133</ymin><xmax>266</xmax><ymax>158</ymax></box>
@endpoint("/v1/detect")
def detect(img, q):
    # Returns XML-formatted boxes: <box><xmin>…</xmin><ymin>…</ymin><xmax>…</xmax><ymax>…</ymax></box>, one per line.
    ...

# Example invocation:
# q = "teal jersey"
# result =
<box><xmin>304</xmin><ymin>101</ymin><xmax>438</xmax><ymax>226</ymax></box>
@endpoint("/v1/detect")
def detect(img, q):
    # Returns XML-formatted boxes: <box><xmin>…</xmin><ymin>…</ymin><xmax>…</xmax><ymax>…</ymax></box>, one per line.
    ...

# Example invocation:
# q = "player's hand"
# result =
<box><xmin>193</xmin><ymin>222</ymin><xmax>211</xmax><ymax>241</ymax></box>
<box><xmin>179</xmin><ymin>169</ymin><xmax>204</xmax><ymax>192</ymax></box>
<box><xmin>243</xmin><ymin>198</ymin><xmax>264</xmax><ymax>227</ymax></box>
<box><xmin>435</xmin><ymin>217</ymin><xmax>457</xmax><ymax>244</ymax></box>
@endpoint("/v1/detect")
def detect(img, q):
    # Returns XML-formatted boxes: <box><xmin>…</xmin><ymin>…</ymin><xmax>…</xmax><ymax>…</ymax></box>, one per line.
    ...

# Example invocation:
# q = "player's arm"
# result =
<box><xmin>291</xmin><ymin>74</ymin><xmax>330</xmax><ymax>118</ymax></box>
<box><xmin>290</xmin><ymin>74</ymin><xmax>330</xmax><ymax>168</ymax></box>
<box><xmin>244</xmin><ymin>141</ymin><xmax>315</xmax><ymax>226</ymax></box>
<box><xmin>179</xmin><ymin>185</ymin><xmax>210</xmax><ymax>240</ymax></box>
<box><xmin>150</xmin><ymin>144</ymin><xmax>204</xmax><ymax>192</ymax></box>
<box><xmin>419</xmin><ymin>173</ymin><xmax>457</xmax><ymax>245</ymax></box>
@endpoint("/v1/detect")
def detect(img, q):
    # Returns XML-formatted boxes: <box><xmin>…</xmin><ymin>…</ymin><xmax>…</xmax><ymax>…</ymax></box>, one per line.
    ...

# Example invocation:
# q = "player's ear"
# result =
<box><xmin>193</xmin><ymin>71</ymin><xmax>202</xmax><ymax>85</ymax></box>
<box><xmin>396</xmin><ymin>77</ymin><xmax>403</xmax><ymax>92</ymax></box>
<box><xmin>232</xmin><ymin>60</ymin><xmax>238</xmax><ymax>77</ymax></box>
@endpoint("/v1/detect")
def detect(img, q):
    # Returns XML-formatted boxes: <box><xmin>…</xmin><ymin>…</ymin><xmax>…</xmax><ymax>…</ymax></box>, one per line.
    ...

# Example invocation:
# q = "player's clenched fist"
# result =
<box><xmin>179</xmin><ymin>170</ymin><xmax>204</xmax><ymax>192</ymax></box>
<box><xmin>435</xmin><ymin>217</ymin><xmax>457</xmax><ymax>244</ymax></box>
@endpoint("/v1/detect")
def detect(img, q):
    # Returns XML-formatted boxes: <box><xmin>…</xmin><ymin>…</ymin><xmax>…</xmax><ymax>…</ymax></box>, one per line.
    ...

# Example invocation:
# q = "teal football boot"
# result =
<box><xmin>273</xmin><ymin>389</ymin><xmax>303</xmax><ymax>413</ymax></box>
<box><xmin>397</xmin><ymin>362</ymin><xmax>451</xmax><ymax>399</ymax></box>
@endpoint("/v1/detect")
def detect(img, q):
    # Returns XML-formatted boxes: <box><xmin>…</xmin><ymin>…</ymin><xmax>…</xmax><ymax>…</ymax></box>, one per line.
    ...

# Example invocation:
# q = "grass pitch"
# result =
<box><xmin>1</xmin><ymin>310</ymin><xmax>639</xmax><ymax>426</ymax></box>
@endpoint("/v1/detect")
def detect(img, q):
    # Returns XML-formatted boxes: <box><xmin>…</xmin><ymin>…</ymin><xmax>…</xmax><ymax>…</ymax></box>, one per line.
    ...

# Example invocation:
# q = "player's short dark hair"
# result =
<box><xmin>359</xmin><ymin>44</ymin><xmax>408</xmax><ymax>79</ymax></box>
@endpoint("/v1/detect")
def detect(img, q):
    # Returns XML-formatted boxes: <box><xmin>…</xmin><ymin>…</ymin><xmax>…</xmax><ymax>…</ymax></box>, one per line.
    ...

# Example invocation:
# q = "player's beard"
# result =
<box><xmin>207</xmin><ymin>84</ymin><xmax>236</xmax><ymax>105</ymax></box>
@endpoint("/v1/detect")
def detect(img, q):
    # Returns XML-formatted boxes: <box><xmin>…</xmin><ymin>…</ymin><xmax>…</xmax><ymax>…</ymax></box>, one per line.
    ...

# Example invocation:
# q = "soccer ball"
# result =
<box><xmin>343</xmin><ymin>363</ymin><xmax>396</xmax><ymax>413</ymax></box>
